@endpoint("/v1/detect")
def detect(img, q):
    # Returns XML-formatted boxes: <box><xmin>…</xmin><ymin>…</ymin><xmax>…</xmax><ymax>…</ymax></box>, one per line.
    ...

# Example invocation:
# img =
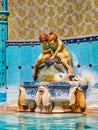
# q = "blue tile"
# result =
<box><xmin>32</xmin><ymin>45</ymin><xmax>41</xmax><ymax>64</ymax></box>
<box><xmin>6</xmin><ymin>46</ymin><xmax>20</xmax><ymax>67</ymax></box>
<box><xmin>67</xmin><ymin>42</ymin><xmax>90</xmax><ymax>66</ymax></box>
<box><xmin>90</xmin><ymin>41</ymin><xmax>98</xmax><ymax>64</ymax></box>
<box><xmin>0</xmin><ymin>92</ymin><xmax>6</xmax><ymax>102</ymax></box>
<box><xmin>20</xmin><ymin>67</ymin><xmax>33</xmax><ymax>82</ymax></box>
<box><xmin>20</xmin><ymin>46</ymin><xmax>32</xmax><ymax>66</ymax></box>
<box><xmin>6</xmin><ymin>67</ymin><xmax>20</xmax><ymax>86</ymax></box>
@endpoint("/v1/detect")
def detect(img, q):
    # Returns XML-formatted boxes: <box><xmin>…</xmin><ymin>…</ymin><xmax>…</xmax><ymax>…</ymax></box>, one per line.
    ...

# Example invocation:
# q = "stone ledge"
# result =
<box><xmin>22</xmin><ymin>81</ymin><xmax>88</xmax><ymax>89</ymax></box>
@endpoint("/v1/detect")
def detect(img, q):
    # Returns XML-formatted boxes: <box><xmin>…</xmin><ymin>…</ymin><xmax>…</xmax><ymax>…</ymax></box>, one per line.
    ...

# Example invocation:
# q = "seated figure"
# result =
<box><xmin>33</xmin><ymin>34</ymin><xmax>53</xmax><ymax>79</ymax></box>
<box><xmin>33</xmin><ymin>33</ymin><xmax>75</xmax><ymax>81</ymax></box>
<box><xmin>48</xmin><ymin>33</ymin><xmax>75</xmax><ymax>77</ymax></box>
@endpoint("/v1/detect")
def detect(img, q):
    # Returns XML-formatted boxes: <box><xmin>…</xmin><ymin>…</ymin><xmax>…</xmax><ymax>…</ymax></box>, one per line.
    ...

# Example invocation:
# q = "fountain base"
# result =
<box><xmin>20</xmin><ymin>81</ymin><xmax>88</xmax><ymax>113</ymax></box>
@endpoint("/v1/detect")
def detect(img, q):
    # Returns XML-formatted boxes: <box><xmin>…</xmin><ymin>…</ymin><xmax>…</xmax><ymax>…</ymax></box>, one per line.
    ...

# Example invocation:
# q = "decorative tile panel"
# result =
<box><xmin>8</xmin><ymin>0</ymin><xmax>98</xmax><ymax>40</ymax></box>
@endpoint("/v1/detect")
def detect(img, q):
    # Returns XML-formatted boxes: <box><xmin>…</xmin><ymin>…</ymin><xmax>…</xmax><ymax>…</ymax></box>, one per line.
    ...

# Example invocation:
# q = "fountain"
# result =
<box><xmin>17</xmin><ymin>33</ymin><xmax>88</xmax><ymax>114</ymax></box>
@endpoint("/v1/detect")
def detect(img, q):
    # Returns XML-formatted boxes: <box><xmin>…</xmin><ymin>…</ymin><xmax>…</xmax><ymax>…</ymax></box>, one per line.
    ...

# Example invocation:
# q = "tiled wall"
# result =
<box><xmin>3</xmin><ymin>0</ymin><xmax>98</xmax><ymax>106</ymax></box>
<box><xmin>6</xmin><ymin>36</ymin><xmax>98</xmax><ymax>87</ymax></box>
<box><xmin>6</xmin><ymin>37</ymin><xmax>98</xmax><ymax>105</ymax></box>
<box><xmin>0</xmin><ymin>0</ymin><xmax>8</xmax><ymax>102</ymax></box>
<box><xmin>8</xmin><ymin>0</ymin><xmax>98</xmax><ymax>40</ymax></box>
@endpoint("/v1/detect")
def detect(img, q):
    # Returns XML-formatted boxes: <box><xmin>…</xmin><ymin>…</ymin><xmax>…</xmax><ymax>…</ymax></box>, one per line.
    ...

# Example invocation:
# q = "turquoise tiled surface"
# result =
<box><xmin>90</xmin><ymin>41</ymin><xmax>98</xmax><ymax>64</ymax></box>
<box><xmin>67</xmin><ymin>42</ymin><xmax>90</xmax><ymax>66</ymax></box>
<box><xmin>20</xmin><ymin>67</ymin><xmax>33</xmax><ymax>82</ymax></box>
<box><xmin>32</xmin><ymin>45</ymin><xmax>41</xmax><ymax>64</ymax></box>
<box><xmin>90</xmin><ymin>65</ymin><xmax>98</xmax><ymax>72</ymax></box>
<box><xmin>6</xmin><ymin>46</ymin><xmax>20</xmax><ymax>67</ymax></box>
<box><xmin>0</xmin><ymin>22</ymin><xmax>7</xmax><ymax>91</ymax></box>
<box><xmin>6</xmin><ymin>67</ymin><xmax>20</xmax><ymax>87</ymax></box>
<box><xmin>6</xmin><ymin>40</ymin><xmax>98</xmax><ymax>87</ymax></box>
<box><xmin>6</xmin><ymin>45</ymin><xmax>42</xmax><ymax>86</ymax></box>
<box><xmin>20</xmin><ymin>46</ymin><xmax>32</xmax><ymax>67</ymax></box>
<box><xmin>0</xmin><ymin>93</ymin><xmax>6</xmax><ymax>102</ymax></box>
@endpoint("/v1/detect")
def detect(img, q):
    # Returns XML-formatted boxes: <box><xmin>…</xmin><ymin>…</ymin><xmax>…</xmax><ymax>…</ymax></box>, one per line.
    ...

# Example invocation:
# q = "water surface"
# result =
<box><xmin>0</xmin><ymin>113</ymin><xmax>98</xmax><ymax>130</ymax></box>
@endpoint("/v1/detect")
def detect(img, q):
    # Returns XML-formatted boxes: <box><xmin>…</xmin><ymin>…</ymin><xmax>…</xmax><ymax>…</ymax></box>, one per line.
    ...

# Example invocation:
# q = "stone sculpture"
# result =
<box><xmin>35</xmin><ymin>84</ymin><xmax>52</xmax><ymax>113</ymax></box>
<box><xmin>69</xmin><ymin>86</ymin><xmax>86</xmax><ymax>113</ymax></box>
<box><xmin>33</xmin><ymin>33</ymin><xmax>75</xmax><ymax>82</ymax></box>
<box><xmin>17</xmin><ymin>84</ymin><xmax>36</xmax><ymax>112</ymax></box>
<box><xmin>17</xmin><ymin>84</ymin><xmax>26</xmax><ymax>111</ymax></box>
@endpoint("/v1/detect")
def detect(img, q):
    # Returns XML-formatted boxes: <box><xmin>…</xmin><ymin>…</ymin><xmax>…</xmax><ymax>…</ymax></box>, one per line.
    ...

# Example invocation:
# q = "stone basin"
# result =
<box><xmin>23</xmin><ymin>81</ymin><xmax>88</xmax><ymax>98</ymax></box>
<box><xmin>20</xmin><ymin>81</ymin><xmax>88</xmax><ymax>113</ymax></box>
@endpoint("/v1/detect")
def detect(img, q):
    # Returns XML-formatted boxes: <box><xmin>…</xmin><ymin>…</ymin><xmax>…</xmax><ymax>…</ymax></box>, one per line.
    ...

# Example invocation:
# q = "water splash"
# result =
<box><xmin>80</xmin><ymin>67</ymin><xmax>98</xmax><ymax>87</ymax></box>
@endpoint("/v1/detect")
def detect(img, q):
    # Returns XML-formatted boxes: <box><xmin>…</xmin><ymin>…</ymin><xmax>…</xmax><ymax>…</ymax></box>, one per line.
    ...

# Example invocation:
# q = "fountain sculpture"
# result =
<box><xmin>17</xmin><ymin>33</ymin><xmax>88</xmax><ymax>114</ymax></box>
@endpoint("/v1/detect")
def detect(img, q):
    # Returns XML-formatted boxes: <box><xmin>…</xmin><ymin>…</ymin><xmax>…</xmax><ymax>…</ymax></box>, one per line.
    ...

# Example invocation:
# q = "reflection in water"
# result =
<box><xmin>0</xmin><ymin>113</ymin><xmax>98</xmax><ymax>130</ymax></box>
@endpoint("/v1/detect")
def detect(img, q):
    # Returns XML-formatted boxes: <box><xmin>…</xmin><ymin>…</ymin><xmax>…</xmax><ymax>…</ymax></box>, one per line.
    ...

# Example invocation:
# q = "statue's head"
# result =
<box><xmin>75</xmin><ymin>87</ymin><xmax>82</xmax><ymax>96</ymax></box>
<box><xmin>19</xmin><ymin>86</ymin><xmax>26</xmax><ymax>95</ymax></box>
<box><xmin>19</xmin><ymin>83</ymin><xmax>25</xmax><ymax>93</ymax></box>
<box><xmin>38</xmin><ymin>86</ymin><xmax>45</xmax><ymax>95</ymax></box>
<box><xmin>48</xmin><ymin>32</ymin><xmax>57</xmax><ymax>42</ymax></box>
<box><xmin>39</xmin><ymin>34</ymin><xmax>48</xmax><ymax>43</ymax></box>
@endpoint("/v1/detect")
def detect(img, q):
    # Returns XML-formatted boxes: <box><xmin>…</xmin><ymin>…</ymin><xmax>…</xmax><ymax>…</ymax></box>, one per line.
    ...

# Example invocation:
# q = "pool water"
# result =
<box><xmin>0</xmin><ymin>113</ymin><xmax>98</xmax><ymax>130</ymax></box>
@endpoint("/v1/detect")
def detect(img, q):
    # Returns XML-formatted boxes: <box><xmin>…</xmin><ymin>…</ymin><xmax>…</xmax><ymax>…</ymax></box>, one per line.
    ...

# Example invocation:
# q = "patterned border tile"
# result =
<box><xmin>6</xmin><ymin>35</ymin><xmax>98</xmax><ymax>46</ymax></box>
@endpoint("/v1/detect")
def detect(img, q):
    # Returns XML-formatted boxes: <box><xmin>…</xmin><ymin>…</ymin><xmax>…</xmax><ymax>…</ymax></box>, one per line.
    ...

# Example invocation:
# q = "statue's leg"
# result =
<box><xmin>42</xmin><ymin>53</ymin><xmax>52</xmax><ymax>62</ymax></box>
<box><xmin>33</xmin><ymin>65</ymin><xmax>38</xmax><ymax>79</ymax></box>
<box><xmin>57</xmin><ymin>53</ymin><xmax>75</xmax><ymax>77</ymax></box>
<box><xmin>33</xmin><ymin>53</ymin><xmax>52</xmax><ymax>79</ymax></box>
<box><xmin>67</xmin><ymin>57</ymin><xmax>75</xmax><ymax>76</ymax></box>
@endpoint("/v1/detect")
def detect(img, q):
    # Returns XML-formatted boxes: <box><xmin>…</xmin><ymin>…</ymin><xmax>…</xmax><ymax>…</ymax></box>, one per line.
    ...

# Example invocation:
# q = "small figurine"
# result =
<box><xmin>17</xmin><ymin>83</ymin><xmax>36</xmax><ymax>112</ymax></box>
<box><xmin>17</xmin><ymin>84</ymin><xmax>26</xmax><ymax>111</ymax></box>
<box><xmin>69</xmin><ymin>86</ymin><xmax>86</xmax><ymax>113</ymax></box>
<box><xmin>35</xmin><ymin>84</ymin><xmax>52</xmax><ymax>113</ymax></box>
<box><xmin>42</xmin><ymin>86</ymin><xmax>52</xmax><ymax>113</ymax></box>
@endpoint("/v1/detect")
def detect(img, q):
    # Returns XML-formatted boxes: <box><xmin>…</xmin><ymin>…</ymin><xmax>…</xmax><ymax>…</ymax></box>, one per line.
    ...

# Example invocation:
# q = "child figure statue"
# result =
<box><xmin>48</xmin><ymin>33</ymin><xmax>75</xmax><ymax>77</ymax></box>
<box><xmin>33</xmin><ymin>34</ymin><xmax>53</xmax><ymax>79</ymax></box>
<box><xmin>33</xmin><ymin>33</ymin><xmax>75</xmax><ymax>81</ymax></box>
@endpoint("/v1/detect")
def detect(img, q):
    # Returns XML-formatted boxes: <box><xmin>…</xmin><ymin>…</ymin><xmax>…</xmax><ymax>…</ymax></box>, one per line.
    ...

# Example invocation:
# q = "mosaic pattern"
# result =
<box><xmin>8</xmin><ymin>0</ymin><xmax>98</xmax><ymax>40</ymax></box>
<box><xmin>0</xmin><ymin>0</ymin><xmax>3</xmax><ymax>10</ymax></box>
